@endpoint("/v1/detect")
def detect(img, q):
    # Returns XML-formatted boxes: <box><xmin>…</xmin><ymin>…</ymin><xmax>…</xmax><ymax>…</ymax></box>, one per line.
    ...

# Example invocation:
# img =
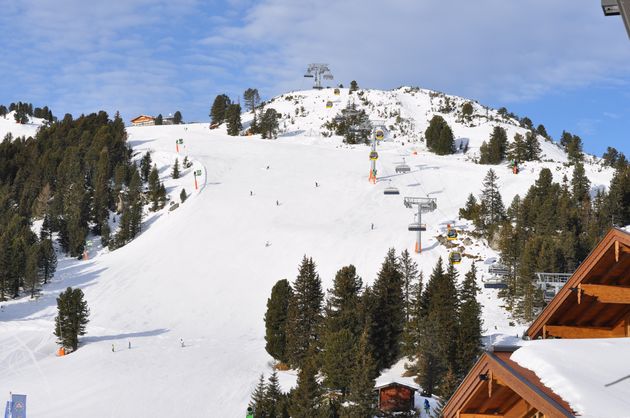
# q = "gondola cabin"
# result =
<box><xmin>375</xmin><ymin>382</ymin><xmax>417</xmax><ymax>413</ymax></box>
<box><xmin>446</xmin><ymin>228</ymin><xmax>458</xmax><ymax>241</ymax></box>
<box><xmin>333</xmin><ymin>88</ymin><xmax>340</xmax><ymax>95</ymax></box>
<box><xmin>369</xmin><ymin>151</ymin><xmax>379</xmax><ymax>161</ymax></box>
<box><xmin>325</xmin><ymin>101</ymin><xmax>333</xmax><ymax>109</ymax></box>
<box><xmin>375</xmin><ymin>129</ymin><xmax>385</xmax><ymax>141</ymax></box>
<box><xmin>449</xmin><ymin>251</ymin><xmax>462</xmax><ymax>264</ymax></box>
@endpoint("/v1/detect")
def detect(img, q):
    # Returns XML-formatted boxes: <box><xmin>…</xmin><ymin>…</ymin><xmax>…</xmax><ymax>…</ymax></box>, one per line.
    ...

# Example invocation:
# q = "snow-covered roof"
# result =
<box><xmin>511</xmin><ymin>338</ymin><xmax>630</xmax><ymax>418</ymax></box>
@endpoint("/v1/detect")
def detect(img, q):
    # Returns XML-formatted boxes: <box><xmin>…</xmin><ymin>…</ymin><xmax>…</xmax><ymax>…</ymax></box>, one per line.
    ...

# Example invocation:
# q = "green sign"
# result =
<box><xmin>177</xmin><ymin>139</ymin><xmax>184</xmax><ymax>144</ymax></box>
<box><xmin>195</xmin><ymin>169</ymin><xmax>202</xmax><ymax>176</ymax></box>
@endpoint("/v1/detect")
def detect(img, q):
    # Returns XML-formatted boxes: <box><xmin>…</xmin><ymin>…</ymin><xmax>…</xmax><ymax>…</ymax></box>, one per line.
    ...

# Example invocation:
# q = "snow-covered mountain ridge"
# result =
<box><xmin>0</xmin><ymin>88</ymin><xmax>615</xmax><ymax>417</ymax></box>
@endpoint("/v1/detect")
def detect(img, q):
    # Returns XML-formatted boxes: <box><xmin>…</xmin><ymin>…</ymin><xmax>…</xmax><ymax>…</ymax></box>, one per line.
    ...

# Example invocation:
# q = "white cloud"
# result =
<box><xmin>206</xmin><ymin>0</ymin><xmax>630</xmax><ymax>104</ymax></box>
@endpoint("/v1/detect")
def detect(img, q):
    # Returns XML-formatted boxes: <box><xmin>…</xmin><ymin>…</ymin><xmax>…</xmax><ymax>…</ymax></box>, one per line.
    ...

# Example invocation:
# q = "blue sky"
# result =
<box><xmin>1</xmin><ymin>0</ymin><xmax>629</xmax><ymax>156</ymax></box>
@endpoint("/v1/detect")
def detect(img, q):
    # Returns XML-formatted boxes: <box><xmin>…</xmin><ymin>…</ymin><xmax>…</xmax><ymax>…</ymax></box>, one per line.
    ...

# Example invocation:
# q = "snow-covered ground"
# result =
<box><xmin>0</xmin><ymin>88</ymin><xmax>615</xmax><ymax>417</ymax></box>
<box><xmin>0</xmin><ymin>111</ymin><xmax>44</xmax><ymax>140</ymax></box>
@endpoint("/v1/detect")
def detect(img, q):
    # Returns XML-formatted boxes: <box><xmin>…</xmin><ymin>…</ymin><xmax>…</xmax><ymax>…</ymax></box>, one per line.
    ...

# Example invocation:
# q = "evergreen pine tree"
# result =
<box><xmin>344</xmin><ymin>326</ymin><xmax>377</xmax><ymax>418</ymax></box>
<box><xmin>25</xmin><ymin>243</ymin><xmax>41</xmax><ymax>298</ymax></box>
<box><xmin>38</xmin><ymin>237</ymin><xmax>57</xmax><ymax>285</ymax></box>
<box><xmin>226</xmin><ymin>104</ymin><xmax>243</xmax><ymax>136</ymax></box>
<box><xmin>54</xmin><ymin>287</ymin><xmax>90</xmax><ymax>351</ymax></box>
<box><xmin>425</xmin><ymin>116</ymin><xmax>454</xmax><ymax>155</ymax></box>
<box><xmin>403</xmin><ymin>271</ymin><xmax>424</xmax><ymax>357</ymax></box>
<box><xmin>140</xmin><ymin>151</ymin><xmax>152</xmax><ymax>182</ymax></box>
<box><xmin>266</xmin><ymin>370</ymin><xmax>284</xmax><ymax>418</ymax></box>
<box><xmin>459</xmin><ymin>193</ymin><xmax>480</xmax><ymax>222</ymax></box>
<box><xmin>210</xmin><ymin>94</ymin><xmax>231</xmax><ymax>124</ymax></box>
<box><xmin>369</xmin><ymin>248</ymin><xmax>404</xmax><ymax>371</ymax></box>
<box><xmin>571</xmin><ymin>162</ymin><xmax>590</xmax><ymax>205</ymax></box>
<box><xmin>172</xmin><ymin>158</ymin><xmax>180</xmax><ymax>179</ymax></box>
<box><xmin>456</xmin><ymin>264</ymin><xmax>482</xmax><ymax>378</ymax></box>
<box><xmin>285</xmin><ymin>257</ymin><xmax>323</xmax><ymax>368</ymax></box>
<box><xmin>148</xmin><ymin>165</ymin><xmax>161</xmax><ymax>211</ymax></box>
<box><xmin>399</xmin><ymin>249</ymin><xmax>419</xmax><ymax>324</ymax></box>
<box><xmin>349</xmin><ymin>80</ymin><xmax>359</xmax><ymax>92</ymax></box>
<box><xmin>244</xmin><ymin>88</ymin><xmax>261</xmax><ymax>112</ymax></box>
<box><xmin>525</xmin><ymin>131</ymin><xmax>541</xmax><ymax>161</ymax></box>
<box><xmin>173</xmin><ymin>111</ymin><xmax>183</xmax><ymax>124</ymax></box>
<box><xmin>155</xmin><ymin>114</ymin><xmax>163</xmax><ymax>125</ymax></box>
<box><xmin>479</xmin><ymin>126</ymin><xmax>508</xmax><ymax>164</ymax></box>
<box><xmin>478</xmin><ymin>169</ymin><xmax>505</xmax><ymax>236</ymax></box>
<box><xmin>290</xmin><ymin>348</ymin><xmax>322</xmax><ymax>418</ymax></box>
<box><xmin>260</xmin><ymin>109</ymin><xmax>280</xmax><ymax>139</ymax></box>
<box><xmin>249</xmin><ymin>374</ymin><xmax>268</xmax><ymax>418</ymax></box>
<box><xmin>265</xmin><ymin>279</ymin><xmax>293</xmax><ymax>363</ymax></box>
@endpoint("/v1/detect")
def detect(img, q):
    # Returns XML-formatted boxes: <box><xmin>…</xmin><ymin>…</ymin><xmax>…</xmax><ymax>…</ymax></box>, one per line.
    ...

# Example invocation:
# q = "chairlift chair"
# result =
<box><xmin>395</xmin><ymin>164</ymin><xmax>411</xmax><ymax>174</ymax></box>
<box><xmin>408</xmin><ymin>223</ymin><xmax>426</xmax><ymax>232</ymax></box>
<box><xmin>384</xmin><ymin>186</ymin><xmax>400</xmax><ymax>195</ymax></box>
<box><xmin>449</xmin><ymin>251</ymin><xmax>462</xmax><ymax>265</ymax></box>
<box><xmin>369</xmin><ymin>151</ymin><xmax>379</xmax><ymax>161</ymax></box>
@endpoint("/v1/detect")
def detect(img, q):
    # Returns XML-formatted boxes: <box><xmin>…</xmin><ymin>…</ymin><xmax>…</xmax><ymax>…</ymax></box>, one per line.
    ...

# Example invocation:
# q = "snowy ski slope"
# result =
<box><xmin>0</xmin><ymin>88</ymin><xmax>615</xmax><ymax>417</ymax></box>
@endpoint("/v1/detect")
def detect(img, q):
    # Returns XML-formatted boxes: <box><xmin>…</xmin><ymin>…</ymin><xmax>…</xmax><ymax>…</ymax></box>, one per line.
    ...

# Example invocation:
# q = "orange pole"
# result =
<box><xmin>194</xmin><ymin>174</ymin><xmax>198</xmax><ymax>190</ymax></box>
<box><xmin>176</xmin><ymin>143</ymin><xmax>179</xmax><ymax>153</ymax></box>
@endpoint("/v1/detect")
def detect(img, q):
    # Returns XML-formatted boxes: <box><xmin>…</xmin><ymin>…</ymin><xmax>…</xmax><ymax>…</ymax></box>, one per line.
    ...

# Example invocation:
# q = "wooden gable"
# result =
<box><xmin>443</xmin><ymin>347</ymin><xmax>575</xmax><ymax>418</ymax></box>
<box><xmin>376</xmin><ymin>382</ymin><xmax>416</xmax><ymax>412</ymax></box>
<box><xmin>130</xmin><ymin>115</ymin><xmax>155</xmax><ymax>124</ymax></box>
<box><xmin>527</xmin><ymin>228</ymin><xmax>630</xmax><ymax>340</ymax></box>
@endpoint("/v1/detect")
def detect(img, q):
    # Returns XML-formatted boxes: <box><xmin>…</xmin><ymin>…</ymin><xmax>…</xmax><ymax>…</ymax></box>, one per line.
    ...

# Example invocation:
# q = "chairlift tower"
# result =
<box><xmin>304</xmin><ymin>64</ymin><xmax>334</xmax><ymax>89</ymax></box>
<box><xmin>368</xmin><ymin>120</ymin><xmax>386</xmax><ymax>183</ymax></box>
<box><xmin>404</xmin><ymin>196</ymin><xmax>437</xmax><ymax>253</ymax></box>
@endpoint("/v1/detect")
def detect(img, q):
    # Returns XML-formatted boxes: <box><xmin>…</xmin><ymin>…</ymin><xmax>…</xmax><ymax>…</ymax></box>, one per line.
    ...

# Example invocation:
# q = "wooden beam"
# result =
<box><xmin>504</xmin><ymin>398</ymin><xmax>535</xmax><ymax>418</ymax></box>
<box><xmin>489</xmin><ymin>371</ymin><xmax>493</xmax><ymax>398</ymax></box>
<box><xmin>579</xmin><ymin>284</ymin><xmax>630</xmax><ymax>304</ymax></box>
<box><xmin>545</xmin><ymin>324</ymin><xmax>623</xmax><ymax>338</ymax></box>
<box><xmin>615</xmin><ymin>240</ymin><xmax>620</xmax><ymax>262</ymax></box>
<box><xmin>459</xmin><ymin>414</ymin><xmax>504</xmax><ymax>418</ymax></box>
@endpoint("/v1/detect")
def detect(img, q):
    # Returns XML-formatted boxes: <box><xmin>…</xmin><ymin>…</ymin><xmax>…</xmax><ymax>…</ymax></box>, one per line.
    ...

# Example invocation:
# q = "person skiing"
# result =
<box><xmin>371</xmin><ymin>223</ymin><xmax>374</xmax><ymax>230</ymax></box>
<box><xmin>315</xmin><ymin>181</ymin><xmax>318</xmax><ymax>187</ymax></box>
<box><xmin>276</xmin><ymin>200</ymin><xmax>279</xmax><ymax>206</ymax></box>
<box><xmin>111</xmin><ymin>344</ymin><xmax>115</xmax><ymax>352</ymax></box>
<box><xmin>423</xmin><ymin>398</ymin><xmax>430</xmax><ymax>415</ymax></box>
<box><xmin>180</xmin><ymin>338</ymin><xmax>185</xmax><ymax>348</ymax></box>
<box><xmin>128</xmin><ymin>341</ymin><xmax>131</xmax><ymax>349</ymax></box>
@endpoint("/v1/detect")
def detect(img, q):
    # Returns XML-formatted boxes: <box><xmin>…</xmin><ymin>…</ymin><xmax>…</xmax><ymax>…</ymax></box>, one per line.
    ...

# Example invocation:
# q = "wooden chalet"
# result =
<box><xmin>130</xmin><ymin>115</ymin><xmax>155</xmax><ymax>126</ymax></box>
<box><xmin>442</xmin><ymin>346</ymin><xmax>575</xmax><ymax>418</ymax></box>
<box><xmin>527</xmin><ymin>227</ymin><xmax>630</xmax><ymax>339</ymax></box>
<box><xmin>374</xmin><ymin>382</ymin><xmax>416</xmax><ymax>413</ymax></box>
<box><xmin>444</xmin><ymin>228</ymin><xmax>630</xmax><ymax>417</ymax></box>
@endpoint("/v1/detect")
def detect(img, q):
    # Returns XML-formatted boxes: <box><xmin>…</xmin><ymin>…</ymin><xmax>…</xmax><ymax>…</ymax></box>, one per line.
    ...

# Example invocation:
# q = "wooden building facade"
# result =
<box><xmin>130</xmin><ymin>115</ymin><xmax>155</xmax><ymax>126</ymax></box>
<box><xmin>375</xmin><ymin>382</ymin><xmax>416</xmax><ymax>413</ymax></box>
<box><xmin>443</xmin><ymin>228</ymin><xmax>630</xmax><ymax>418</ymax></box>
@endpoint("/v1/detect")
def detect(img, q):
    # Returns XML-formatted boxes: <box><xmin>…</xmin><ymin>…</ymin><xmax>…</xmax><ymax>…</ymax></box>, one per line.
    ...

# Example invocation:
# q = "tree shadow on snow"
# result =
<box><xmin>1</xmin><ymin>264</ymin><xmax>108</xmax><ymax>323</ymax></box>
<box><xmin>82</xmin><ymin>328</ymin><xmax>169</xmax><ymax>344</ymax></box>
<box><xmin>127</xmin><ymin>138</ymin><xmax>157</xmax><ymax>148</ymax></box>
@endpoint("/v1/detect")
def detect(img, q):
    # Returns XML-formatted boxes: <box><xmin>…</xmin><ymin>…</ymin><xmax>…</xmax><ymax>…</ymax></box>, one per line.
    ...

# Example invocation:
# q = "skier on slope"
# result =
<box><xmin>423</xmin><ymin>399</ymin><xmax>430</xmax><ymax>415</ymax></box>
